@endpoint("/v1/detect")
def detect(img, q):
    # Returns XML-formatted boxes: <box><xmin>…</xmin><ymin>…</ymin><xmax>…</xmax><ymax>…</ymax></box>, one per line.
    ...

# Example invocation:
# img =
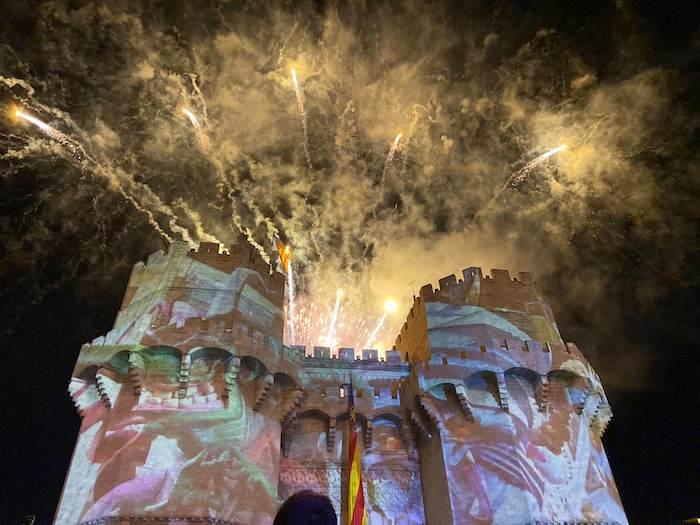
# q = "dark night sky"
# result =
<box><xmin>1</xmin><ymin>1</ymin><xmax>699</xmax><ymax>524</ymax></box>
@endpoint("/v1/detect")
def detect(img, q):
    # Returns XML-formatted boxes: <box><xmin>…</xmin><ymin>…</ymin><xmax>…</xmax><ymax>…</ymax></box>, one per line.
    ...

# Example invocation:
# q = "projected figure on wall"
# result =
<box><xmin>56</xmin><ymin>246</ymin><xmax>627</xmax><ymax>525</ymax></box>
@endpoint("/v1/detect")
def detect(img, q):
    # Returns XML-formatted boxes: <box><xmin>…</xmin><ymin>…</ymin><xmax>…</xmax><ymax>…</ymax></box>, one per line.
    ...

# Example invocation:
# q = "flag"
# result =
<box><xmin>347</xmin><ymin>379</ymin><xmax>367</xmax><ymax>525</ymax></box>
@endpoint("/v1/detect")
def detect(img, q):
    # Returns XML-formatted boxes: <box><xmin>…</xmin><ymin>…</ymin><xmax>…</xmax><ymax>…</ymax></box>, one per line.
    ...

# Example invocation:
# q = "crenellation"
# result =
<box><xmin>438</xmin><ymin>274</ymin><xmax>457</xmax><ymax>290</ymax></box>
<box><xmin>362</xmin><ymin>348</ymin><xmax>379</xmax><ymax>361</ymax></box>
<box><xmin>146</xmin><ymin>249</ymin><xmax>166</xmax><ymax>265</ymax></box>
<box><xmin>313</xmin><ymin>346</ymin><xmax>331</xmax><ymax>359</ymax></box>
<box><xmin>490</xmin><ymin>269</ymin><xmax>511</xmax><ymax>281</ymax></box>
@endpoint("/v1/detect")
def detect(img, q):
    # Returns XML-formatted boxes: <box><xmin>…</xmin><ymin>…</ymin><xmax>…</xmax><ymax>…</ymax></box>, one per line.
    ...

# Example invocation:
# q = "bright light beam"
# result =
<box><xmin>287</xmin><ymin>260</ymin><xmax>297</xmax><ymax>343</ymax></box>
<box><xmin>181</xmin><ymin>107</ymin><xmax>211</xmax><ymax>153</ymax></box>
<box><xmin>323</xmin><ymin>288</ymin><xmax>344</xmax><ymax>348</ymax></box>
<box><xmin>290</xmin><ymin>68</ymin><xmax>313</xmax><ymax>170</ymax></box>
<box><xmin>182</xmin><ymin>107</ymin><xmax>200</xmax><ymax>129</ymax></box>
<box><xmin>382</xmin><ymin>133</ymin><xmax>402</xmax><ymax>181</ymax></box>
<box><xmin>15</xmin><ymin>109</ymin><xmax>87</xmax><ymax>163</ymax></box>
<box><xmin>363</xmin><ymin>298</ymin><xmax>398</xmax><ymax>350</ymax></box>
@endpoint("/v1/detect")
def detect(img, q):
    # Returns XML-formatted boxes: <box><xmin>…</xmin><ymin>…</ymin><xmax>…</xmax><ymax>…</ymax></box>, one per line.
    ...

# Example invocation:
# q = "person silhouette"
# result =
<box><xmin>274</xmin><ymin>490</ymin><xmax>337</xmax><ymax>525</ymax></box>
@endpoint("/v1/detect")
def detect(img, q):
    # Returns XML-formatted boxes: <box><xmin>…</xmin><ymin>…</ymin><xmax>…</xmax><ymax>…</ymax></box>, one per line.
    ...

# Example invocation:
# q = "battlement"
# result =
<box><xmin>128</xmin><ymin>240</ymin><xmax>285</xmax><ymax>294</ymax></box>
<box><xmin>419</xmin><ymin>267</ymin><xmax>534</xmax><ymax>302</ymax></box>
<box><xmin>286</xmin><ymin>345</ymin><xmax>406</xmax><ymax>370</ymax></box>
<box><xmin>188</xmin><ymin>241</ymin><xmax>283</xmax><ymax>287</ymax></box>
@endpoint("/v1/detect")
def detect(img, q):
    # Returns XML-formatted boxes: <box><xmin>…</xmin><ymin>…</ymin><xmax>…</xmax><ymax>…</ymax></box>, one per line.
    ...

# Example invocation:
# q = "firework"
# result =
<box><xmin>323</xmin><ymin>288</ymin><xmax>344</xmax><ymax>347</ymax></box>
<box><xmin>472</xmin><ymin>144</ymin><xmax>567</xmax><ymax>223</ymax></box>
<box><xmin>15</xmin><ymin>109</ymin><xmax>88</xmax><ymax>164</ymax></box>
<box><xmin>182</xmin><ymin>107</ymin><xmax>200</xmax><ymax>129</ymax></box>
<box><xmin>286</xmin><ymin>260</ymin><xmax>297</xmax><ymax>342</ymax></box>
<box><xmin>510</xmin><ymin>144</ymin><xmax>567</xmax><ymax>188</ymax></box>
<box><xmin>180</xmin><ymin>99</ymin><xmax>274</xmax><ymax>259</ymax></box>
<box><xmin>290</xmin><ymin>68</ymin><xmax>313</xmax><ymax>170</ymax></box>
<box><xmin>363</xmin><ymin>298</ymin><xmax>398</xmax><ymax>350</ymax></box>
<box><xmin>182</xmin><ymin>107</ymin><xmax>210</xmax><ymax>152</ymax></box>
<box><xmin>382</xmin><ymin>133</ymin><xmax>402</xmax><ymax>181</ymax></box>
<box><xmin>285</xmin><ymin>291</ymin><xmax>399</xmax><ymax>354</ymax></box>
<box><xmin>13</xmin><ymin>108</ymin><xmax>201</xmax><ymax>244</ymax></box>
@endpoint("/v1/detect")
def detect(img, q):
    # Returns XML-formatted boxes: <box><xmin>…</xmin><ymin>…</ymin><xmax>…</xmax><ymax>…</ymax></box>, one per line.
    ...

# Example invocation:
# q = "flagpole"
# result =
<box><xmin>346</xmin><ymin>375</ymin><xmax>367</xmax><ymax>525</ymax></box>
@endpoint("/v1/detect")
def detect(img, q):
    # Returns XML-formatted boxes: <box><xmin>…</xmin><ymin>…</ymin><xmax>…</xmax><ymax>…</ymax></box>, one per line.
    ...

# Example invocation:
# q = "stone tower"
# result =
<box><xmin>55</xmin><ymin>242</ymin><xmax>627</xmax><ymax>525</ymax></box>
<box><xmin>394</xmin><ymin>268</ymin><xmax>627</xmax><ymax>524</ymax></box>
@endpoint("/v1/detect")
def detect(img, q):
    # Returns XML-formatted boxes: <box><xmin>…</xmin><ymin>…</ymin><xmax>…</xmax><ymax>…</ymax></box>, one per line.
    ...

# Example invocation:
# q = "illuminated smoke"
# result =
<box><xmin>12</xmin><ymin>107</ymin><xmax>201</xmax><ymax>245</ymax></box>
<box><xmin>174</xmin><ymin>199</ymin><xmax>221</xmax><ymax>244</ymax></box>
<box><xmin>381</xmin><ymin>133</ymin><xmax>402</xmax><ymax>181</ymax></box>
<box><xmin>15</xmin><ymin>109</ymin><xmax>88</xmax><ymax>166</ymax></box>
<box><xmin>323</xmin><ymin>288</ymin><xmax>344</xmax><ymax>348</ymax></box>
<box><xmin>291</xmin><ymin>68</ymin><xmax>312</xmax><ymax>170</ymax></box>
<box><xmin>180</xmin><ymin>99</ymin><xmax>276</xmax><ymax>261</ymax></box>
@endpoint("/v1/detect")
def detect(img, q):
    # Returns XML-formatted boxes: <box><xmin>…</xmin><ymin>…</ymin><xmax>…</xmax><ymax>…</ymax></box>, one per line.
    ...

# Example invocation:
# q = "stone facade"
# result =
<box><xmin>54</xmin><ymin>242</ymin><xmax>627</xmax><ymax>525</ymax></box>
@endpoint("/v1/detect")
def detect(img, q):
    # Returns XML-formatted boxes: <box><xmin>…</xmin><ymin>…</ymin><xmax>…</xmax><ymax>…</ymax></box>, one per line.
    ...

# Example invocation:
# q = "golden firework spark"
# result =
<box><xmin>382</xmin><ymin>133</ymin><xmax>402</xmax><ymax>181</ymax></box>
<box><xmin>15</xmin><ymin>108</ymin><xmax>87</xmax><ymax>163</ymax></box>
<box><xmin>290</xmin><ymin>67</ymin><xmax>312</xmax><ymax>170</ymax></box>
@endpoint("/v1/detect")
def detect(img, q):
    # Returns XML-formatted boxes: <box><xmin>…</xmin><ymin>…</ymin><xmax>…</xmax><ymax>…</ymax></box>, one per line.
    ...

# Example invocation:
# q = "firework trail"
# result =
<box><xmin>186</xmin><ymin>73</ymin><xmax>209</xmax><ymax>125</ymax></box>
<box><xmin>323</xmin><ymin>288</ymin><xmax>344</xmax><ymax>347</ymax></box>
<box><xmin>182</xmin><ymin>107</ymin><xmax>211</xmax><ymax>152</ymax></box>
<box><xmin>363</xmin><ymin>298</ymin><xmax>398</xmax><ymax>350</ymax></box>
<box><xmin>286</xmin><ymin>294</ymin><xmax>382</xmax><ymax>352</ymax></box>
<box><xmin>15</xmin><ymin>109</ymin><xmax>89</xmax><ymax>166</ymax></box>
<box><xmin>291</xmin><ymin>68</ymin><xmax>313</xmax><ymax>170</ymax></box>
<box><xmin>12</xmin><ymin>106</ymin><xmax>196</xmax><ymax>244</ymax></box>
<box><xmin>286</xmin><ymin>261</ymin><xmax>297</xmax><ymax>342</ymax></box>
<box><xmin>178</xmin><ymin>95</ymin><xmax>278</xmax><ymax>261</ymax></box>
<box><xmin>472</xmin><ymin>144</ymin><xmax>567</xmax><ymax>223</ymax></box>
<box><xmin>381</xmin><ymin>133</ymin><xmax>402</xmax><ymax>181</ymax></box>
<box><xmin>510</xmin><ymin>144</ymin><xmax>567</xmax><ymax>188</ymax></box>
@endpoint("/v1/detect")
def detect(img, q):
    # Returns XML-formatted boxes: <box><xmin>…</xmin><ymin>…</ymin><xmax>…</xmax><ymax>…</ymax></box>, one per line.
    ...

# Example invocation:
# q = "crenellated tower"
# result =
<box><xmin>55</xmin><ymin>243</ymin><xmax>626</xmax><ymax>525</ymax></box>
<box><xmin>57</xmin><ymin>240</ymin><xmax>292</xmax><ymax>525</ymax></box>
<box><xmin>395</xmin><ymin>267</ymin><xmax>626</xmax><ymax>524</ymax></box>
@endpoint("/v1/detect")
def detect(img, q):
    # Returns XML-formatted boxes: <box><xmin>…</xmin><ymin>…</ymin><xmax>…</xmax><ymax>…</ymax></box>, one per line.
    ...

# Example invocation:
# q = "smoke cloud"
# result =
<box><xmin>0</xmin><ymin>1</ymin><xmax>697</xmax><ymax>392</ymax></box>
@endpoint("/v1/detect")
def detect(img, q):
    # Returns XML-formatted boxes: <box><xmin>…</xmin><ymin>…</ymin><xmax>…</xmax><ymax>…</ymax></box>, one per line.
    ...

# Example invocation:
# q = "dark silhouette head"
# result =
<box><xmin>274</xmin><ymin>490</ymin><xmax>337</xmax><ymax>525</ymax></box>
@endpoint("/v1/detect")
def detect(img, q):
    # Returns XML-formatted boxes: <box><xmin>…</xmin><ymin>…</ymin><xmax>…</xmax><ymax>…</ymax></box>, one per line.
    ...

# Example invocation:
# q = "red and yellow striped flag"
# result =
<box><xmin>347</xmin><ymin>381</ymin><xmax>367</xmax><ymax>525</ymax></box>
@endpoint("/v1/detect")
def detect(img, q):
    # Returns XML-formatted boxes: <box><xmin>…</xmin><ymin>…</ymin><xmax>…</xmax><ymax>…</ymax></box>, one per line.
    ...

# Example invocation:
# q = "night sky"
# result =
<box><xmin>1</xmin><ymin>1</ymin><xmax>698</xmax><ymax>524</ymax></box>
